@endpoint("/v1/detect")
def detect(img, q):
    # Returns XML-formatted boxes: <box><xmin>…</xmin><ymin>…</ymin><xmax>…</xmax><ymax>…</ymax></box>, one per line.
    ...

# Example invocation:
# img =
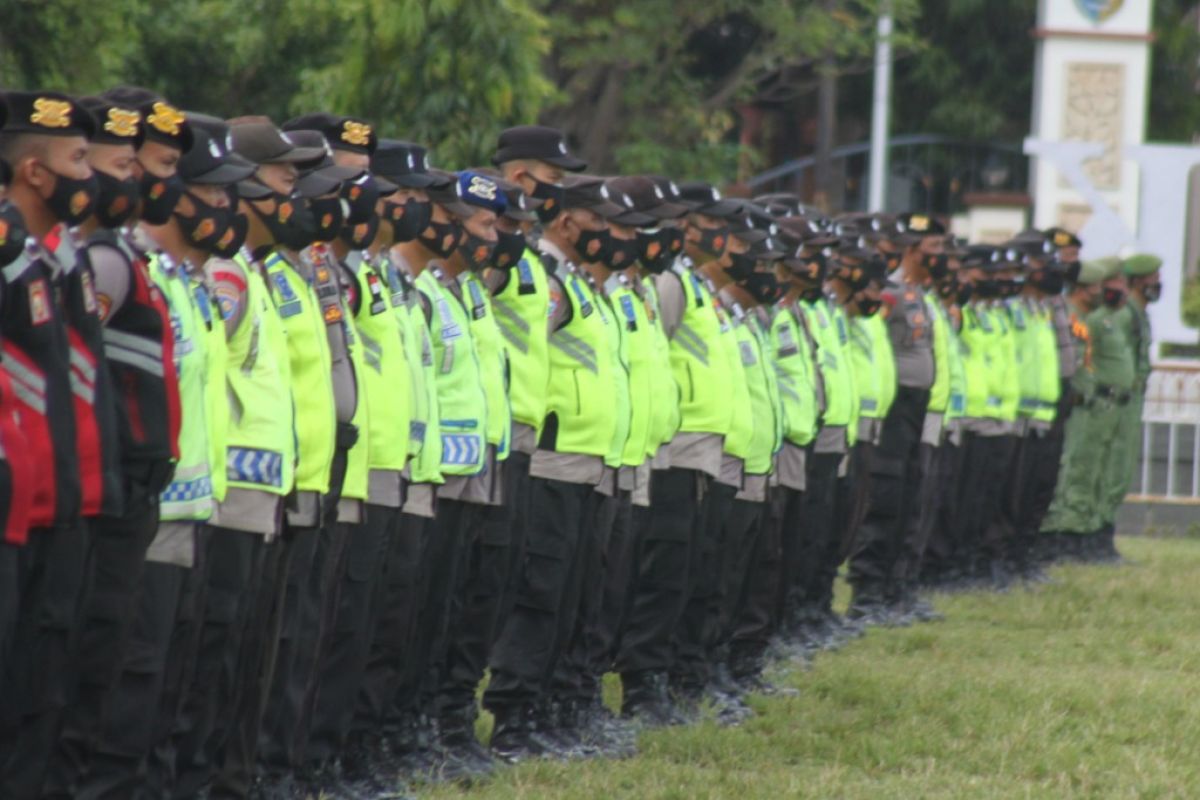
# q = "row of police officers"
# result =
<box><xmin>0</xmin><ymin>88</ymin><xmax>1158</xmax><ymax>800</ymax></box>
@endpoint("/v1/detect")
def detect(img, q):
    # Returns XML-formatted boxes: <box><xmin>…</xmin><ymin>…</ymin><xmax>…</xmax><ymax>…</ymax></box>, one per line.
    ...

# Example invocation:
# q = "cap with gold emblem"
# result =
<box><xmin>282</xmin><ymin>112</ymin><xmax>377</xmax><ymax>155</ymax></box>
<box><xmin>0</xmin><ymin>90</ymin><xmax>95</xmax><ymax>139</ymax></box>
<box><xmin>77</xmin><ymin>96</ymin><xmax>144</xmax><ymax>148</ymax></box>
<box><xmin>896</xmin><ymin>211</ymin><xmax>946</xmax><ymax>238</ymax></box>
<box><xmin>100</xmin><ymin>87</ymin><xmax>193</xmax><ymax>153</ymax></box>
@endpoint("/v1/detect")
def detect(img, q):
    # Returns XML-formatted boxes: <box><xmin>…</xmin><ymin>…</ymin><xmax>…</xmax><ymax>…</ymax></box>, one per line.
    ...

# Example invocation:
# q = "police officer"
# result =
<box><xmin>846</xmin><ymin>212</ymin><xmax>940</xmax><ymax>621</ymax></box>
<box><xmin>48</xmin><ymin>92</ymin><xmax>182</xmax><ymax>798</ymax></box>
<box><xmin>485</xmin><ymin>174</ymin><xmax>622</xmax><ymax>761</ymax></box>
<box><xmin>0</xmin><ymin>90</ymin><xmax>101</xmax><ymax>798</ymax></box>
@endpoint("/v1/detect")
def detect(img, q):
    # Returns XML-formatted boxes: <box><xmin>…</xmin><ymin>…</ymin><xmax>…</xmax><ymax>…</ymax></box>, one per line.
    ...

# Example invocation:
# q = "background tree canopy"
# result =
<box><xmin>2</xmin><ymin>0</ymin><xmax>1198</xmax><ymax>178</ymax></box>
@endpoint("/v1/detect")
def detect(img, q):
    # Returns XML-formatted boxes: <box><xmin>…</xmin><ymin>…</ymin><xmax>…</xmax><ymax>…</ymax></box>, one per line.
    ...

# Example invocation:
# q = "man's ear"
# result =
<box><xmin>17</xmin><ymin>155</ymin><xmax>46</xmax><ymax>191</ymax></box>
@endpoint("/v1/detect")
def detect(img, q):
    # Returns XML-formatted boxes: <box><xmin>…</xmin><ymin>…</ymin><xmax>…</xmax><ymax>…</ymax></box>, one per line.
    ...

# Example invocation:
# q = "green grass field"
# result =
<box><xmin>420</xmin><ymin>535</ymin><xmax>1200</xmax><ymax>799</ymax></box>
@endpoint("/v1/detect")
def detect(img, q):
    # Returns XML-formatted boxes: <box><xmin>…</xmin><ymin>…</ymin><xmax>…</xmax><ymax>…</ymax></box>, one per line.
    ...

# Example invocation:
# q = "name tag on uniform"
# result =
<box><xmin>467</xmin><ymin>279</ymin><xmax>487</xmax><ymax>320</ymax></box>
<box><xmin>569</xmin><ymin>278</ymin><xmax>593</xmax><ymax>318</ymax></box>
<box><xmin>436</xmin><ymin>298</ymin><xmax>462</xmax><ymax>341</ymax></box>
<box><xmin>194</xmin><ymin>284</ymin><xmax>213</xmax><ymax>329</ymax></box>
<box><xmin>777</xmin><ymin>322</ymin><xmax>799</xmax><ymax>357</ymax></box>
<box><xmin>517</xmin><ymin>258</ymin><xmax>536</xmax><ymax>295</ymax></box>
<box><xmin>619</xmin><ymin>294</ymin><xmax>638</xmax><ymax>331</ymax></box>
<box><xmin>271</xmin><ymin>272</ymin><xmax>303</xmax><ymax>318</ymax></box>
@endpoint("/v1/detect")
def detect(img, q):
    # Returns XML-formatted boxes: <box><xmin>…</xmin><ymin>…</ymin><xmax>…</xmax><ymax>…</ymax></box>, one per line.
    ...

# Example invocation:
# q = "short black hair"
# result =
<box><xmin>0</xmin><ymin>131</ymin><xmax>48</xmax><ymax>167</ymax></box>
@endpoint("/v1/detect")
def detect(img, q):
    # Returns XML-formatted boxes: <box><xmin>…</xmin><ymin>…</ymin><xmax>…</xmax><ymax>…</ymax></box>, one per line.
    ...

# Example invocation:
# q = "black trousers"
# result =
<box><xmin>0</xmin><ymin>520</ymin><xmax>89</xmax><ymax>800</ymax></box>
<box><xmin>774</xmin><ymin>485</ymin><xmax>805</xmax><ymax>629</ymax></box>
<box><xmin>257</xmin><ymin>522</ymin><xmax>329</xmax><ymax>773</ymax></box>
<box><xmin>919</xmin><ymin>441</ymin><xmax>966</xmax><ymax>580</ymax></box>
<box><xmin>493</xmin><ymin>452</ymin><xmax>532</xmax><ymax>647</ymax></box>
<box><xmin>715</xmin><ymin>498</ymin><xmax>767</xmax><ymax>667</ymax></box>
<box><xmin>847</xmin><ymin>386</ymin><xmax>930</xmax><ymax>604</ymax></box>
<box><xmin>955</xmin><ymin>433</ymin><xmax>1010</xmax><ymax>575</ymax></box>
<box><xmin>171</xmin><ymin>527</ymin><xmax>268</xmax><ymax>799</ymax></box>
<box><xmin>614</xmin><ymin>468</ymin><xmax>703</xmax><ymax>679</ymax></box>
<box><xmin>549</xmin><ymin>488</ymin><xmax>615</xmax><ymax>704</ymax></box>
<box><xmin>979</xmin><ymin>435</ymin><xmax>1020</xmax><ymax>571</ymax></box>
<box><xmin>1010</xmin><ymin>430</ymin><xmax>1061</xmax><ymax>569</ymax></box>
<box><xmin>75</xmin><ymin>555</ymin><xmax>196</xmax><ymax>800</ymax></box>
<box><xmin>891</xmin><ymin>442</ymin><xmax>937</xmax><ymax>598</ymax></box>
<box><xmin>436</xmin><ymin>492</ymin><xmax>509</xmax><ymax>721</ymax></box>
<box><xmin>671</xmin><ymin>476</ymin><xmax>733</xmax><ymax>692</ymax></box>
<box><xmin>595</xmin><ymin>491</ymin><xmax>635</xmax><ymax>686</ymax></box>
<box><xmin>48</xmin><ymin>479</ymin><xmax>161</xmax><ymax>797</ymax></box>
<box><xmin>484</xmin><ymin>478</ymin><xmax>590</xmax><ymax>713</ymax></box>
<box><xmin>730</xmin><ymin>493</ymin><xmax>779</xmax><ymax>678</ymax></box>
<box><xmin>407</xmin><ymin>505</ymin><xmax>468</xmax><ymax>717</ymax></box>
<box><xmin>790</xmin><ymin>451</ymin><xmax>840</xmax><ymax>623</ymax></box>
<box><xmin>308</xmin><ymin>506</ymin><xmax>396</xmax><ymax>762</ymax></box>
<box><xmin>357</xmin><ymin>511</ymin><xmax>427</xmax><ymax>736</ymax></box>
<box><xmin>0</xmin><ymin>542</ymin><xmax>18</xmax><ymax>694</ymax></box>
<box><xmin>840</xmin><ymin>442</ymin><xmax>874</xmax><ymax>562</ymax></box>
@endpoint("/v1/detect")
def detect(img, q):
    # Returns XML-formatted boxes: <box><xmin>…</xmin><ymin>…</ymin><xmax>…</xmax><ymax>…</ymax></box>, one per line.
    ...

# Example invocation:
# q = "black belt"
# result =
<box><xmin>1094</xmin><ymin>385</ymin><xmax>1132</xmax><ymax>405</ymax></box>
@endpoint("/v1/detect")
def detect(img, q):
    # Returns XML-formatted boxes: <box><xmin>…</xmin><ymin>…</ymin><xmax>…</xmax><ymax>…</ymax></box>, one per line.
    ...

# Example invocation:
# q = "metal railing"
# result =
<box><xmin>1129</xmin><ymin>364</ymin><xmax>1200</xmax><ymax>504</ymax></box>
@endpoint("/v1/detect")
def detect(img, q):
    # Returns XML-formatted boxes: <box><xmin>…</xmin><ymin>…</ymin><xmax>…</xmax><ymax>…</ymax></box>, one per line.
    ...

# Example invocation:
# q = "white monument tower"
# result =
<box><xmin>1028</xmin><ymin>0</ymin><xmax>1153</xmax><ymax>252</ymax></box>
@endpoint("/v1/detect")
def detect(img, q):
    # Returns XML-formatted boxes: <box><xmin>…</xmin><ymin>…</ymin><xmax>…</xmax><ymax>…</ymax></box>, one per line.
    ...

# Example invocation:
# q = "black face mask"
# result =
<box><xmin>574</xmin><ymin>226</ymin><xmax>610</xmax><ymax>263</ymax></box>
<box><xmin>384</xmin><ymin>198</ymin><xmax>431</xmax><ymax>244</ymax></box>
<box><xmin>1102</xmin><ymin>286</ymin><xmax>1126</xmax><ymax>309</ymax></box>
<box><xmin>1031</xmin><ymin>269</ymin><xmax>1065</xmax><ymax>295</ymax></box>
<box><xmin>974</xmin><ymin>278</ymin><xmax>999</xmax><ymax>299</ymax></box>
<box><xmin>741</xmin><ymin>271</ymin><xmax>783</xmax><ymax>305</ymax></box>
<box><xmin>1143</xmin><ymin>282</ymin><xmax>1162</xmax><ymax>303</ymax></box>
<box><xmin>603</xmin><ymin>235</ymin><xmax>638</xmax><ymax>270</ymax></box>
<box><xmin>636</xmin><ymin>229</ymin><xmax>676</xmax><ymax>274</ymax></box>
<box><xmin>924</xmin><ymin>253</ymin><xmax>950</xmax><ymax>280</ymax></box>
<box><xmin>936</xmin><ymin>277</ymin><xmax>958</xmax><ymax>300</ymax></box>
<box><xmin>531</xmin><ymin>180</ymin><xmax>564</xmax><ymax>223</ymax></box>
<box><xmin>138</xmin><ymin>169</ymin><xmax>184</xmax><ymax>226</ymax></box>
<box><xmin>490</xmin><ymin>229</ymin><xmax>526</xmax><ymax>270</ymax></box>
<box><xmin>0</xmin><ymin>200</ymin><xmax>30</xmax><ymax>266</ymax></box>
<box><xmin>93</xmin><ymin>170</ymin><xmax>140</xmax><ymax>229</ymax></box>
<box><xmin>856</xmin><ymin>296</ymin><xmax>882</xmax><ymax>316</ymax></box>
<box><xmin>308</xmin><ymin>196</ymin><xmax>346</xmax><ymax>243</ymax></box>
<box><xmin>210</xmin><ymin>212</ymin><xmax>249</xmax><ymax>258</ymax></box>
<box><xmin>798</xmin><ymin>284</ymin><xmax>824</xmax><ymax>304</ymax></box>
<box><xmin>725</xmin><ymin>251</ymin><xmax>756</xmax><ymax>282</ymax></box>
<box><xmin>694</xmin><ymin>225</ymin><xmax>729</xmax><ymax>258</ymax></box>
<box><xmin>458</xmin><ymin>231</ymin><xmax>496</xmax><ymax>271</ymax></box>
<box><xmin>997</xmin><ymin>277</ymin><xmax>1024</xmax><ymax>298</ymax></box>
<box><xmin>175</xmin><ymin>190</ymin><xmax>231</xmax><ymax>250</ymax></box>
<box><xmin>1061</xmin><ymin>259</ymin><xmax>1082</xmax><ymax>284</ymax></box>
<box><xmin>342</xmin><ymin>175</ymin><xmax>380</xmax><ymax>225</ymax></box>
<box><xmin>956</xmin><ymin>282</ymin><xmax>974</xmax><ymax>305</ymax></box>
<box><xmin>883</xmin><ymin>252</ymin><xmax>902</xmax><ymax>272</ymax></box>
<box><xmin>41</xmin><ymin>165</ymin><xmax>98</xmax><ymax>227</ymax></box>
<box><xmin>418</xmin><ymin>218</ymin><xmax>462</xmax><ymax>257</ymax></box>
<box><xmin>340</xmin><ymin>215</ymin><xmax>379</xmax><ymax>250</ymax></box>
<box><xmin>250</xmin><ymin>192</ymin><xmax>317</xmax><ymax>251</ymax></box>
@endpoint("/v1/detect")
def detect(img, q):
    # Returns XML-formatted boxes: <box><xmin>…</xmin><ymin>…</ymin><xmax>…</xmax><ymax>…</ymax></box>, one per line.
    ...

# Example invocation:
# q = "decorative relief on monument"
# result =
<box><xmin>1061</xmin><ymin>62</ymin><xmax>1124</xmax><ymax>190</ymax></box>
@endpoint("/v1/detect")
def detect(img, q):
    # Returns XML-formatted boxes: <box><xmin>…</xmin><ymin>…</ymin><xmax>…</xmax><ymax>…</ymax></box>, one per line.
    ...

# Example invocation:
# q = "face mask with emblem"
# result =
<box><xmin>856</xmin><ymin>295</ymin><xmax>882</xmax><ymax>316</ymax></box>
<box><xmin>0</xmin><ymin>201</ymin><xmax>30</xmax><ymax>266</ymax></box>
<box><xmin>39</xmin><ymin>164</ymin><xmax>98</xmax><ymax>226</ymax></box>
<box><xmin>1030</xmin><ymin>268</ymin><xmax>1065</xmax><ymax>296</ymax></box>
<box><xmin>574</xmin><ymin>226</ymin><xmax>611</xmax><ymax>264</ymax></box>
<box><xmin>175</xmin><ymin>190</ymin><xmax>232</xmax><ymax>250</ymax></box>
<box><xmin>490</xmin><ymin>229</ymin><xmax>526</xmax><ymax>270</ymax></box>
<box><xmin>250</xmin><ymin>191</ymin><xmax>318</xmax><ymax>251</ymax></box>
<box><xmin>725</xmin><ymin>250</ymin><xmax>757</xmax><ymax>282</ymax></box>
<box><xmin>1102</xmin><ymin>286</ymin><xmax>1126</xmax><ymax>309</ymax></box>
<box><xmin>694</xmin><ymin>224</ymin><xmax>729</xmax><ymax>259</ymax></box>
<box><xmin>93</xmin><ymin>169</ymin><xmax>140</xmax><ymax>229</ymax></box>
<box><xmin>138</xmin><ymin>170</ymin><xmax>185</xmax><ymax>226</ymax></box>
<box><xmin>210</xmin><ymin>212</ymin><xmax>249</xmax><ymax>258</ymax></box>
<box><xmin>956</xmin><ymin>281</ymin><xmax>974</xmax><ymax>306</ymax></box>
<box><xmin>384</xmin><ymin>197</ymin><xmax>431</xmax><ymax>243</ymax></box>
<box><xmin>636</xmin><ymin>228</ymin><xmax>675</xmax><ymax>274</ymax></box>
<box><xmin>531</xmin><ymin>179</ymin><xmax>564</xmax><ymax>223</ymax></box>
<box><xmin>936</xmin><ymin>275</ymin><xmax>958</xmax><ymax>301</ymax></box>
<box><xmin>603</xmin><ymin>235</ymin><xmax>639</xmax><ymax>271</ymax></box>
<box><xmin>341</xmin><ymin>174</ymin><xmax>380</xmax><ymax>225</ymax></box>
<box><xmin>308</xmin><ymin>196</ymin><xmax>346</xmax><ymax>243</ymax></box>
<box><xmin>340</xmin><ymin>214</ymin><xmax>379</xmax><ymax>250</ymax></box>
<box><xmin>458</xmin><ymin>231</ymin><xmax>496</xmax><ymax>271</ymax></box>
<box><xmin>1143</xmin><ymin>282</ymin><xmax>1162</xmax><ymax>303</ymax></box>
<box><xmin>923</xmin><ymin>253</ymin><xmax>950</xmax><ymax>280</ymax></box>
<box><xmin>418</xmin><ymin>217</ymin><xmax>462</xmax><ymax>258</ymax></box>
<box><xmin>740</xmin><ymin>270</ymin><xmax>783</xmax><ymax>305</ymax></box>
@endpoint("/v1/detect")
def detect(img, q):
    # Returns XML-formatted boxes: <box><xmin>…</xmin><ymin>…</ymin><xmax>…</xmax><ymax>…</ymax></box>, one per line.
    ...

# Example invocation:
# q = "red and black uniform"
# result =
<box><xmin>49</xmin><ymin>227</ymin><xmax>123</xmax><ymax>519</ymax></box>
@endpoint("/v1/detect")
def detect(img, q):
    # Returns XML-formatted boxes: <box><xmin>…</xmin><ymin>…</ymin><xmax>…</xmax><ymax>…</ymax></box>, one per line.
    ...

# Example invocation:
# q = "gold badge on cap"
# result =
<box><xmin>341</xmin><ymin>121</ymin><xmax>372</xmax><ymax>147</ymax></box>
<box><xmin>909</xmin><ymin>214</ymin><xmax>929</xmax><ymax>232</ymax></box>
<box><xmin>1053</xmin><ymin>231</ymin><xmax>1072</xmax><ymax>247</ymax></box>
<box><xmin>147</xmin><ymin>102</ymin><xmax>185</xmax><ymax>136</ymax></box>
<box><xmin>104</xmin><ymin>108</ymin><xmax>140</xmax><ymax>139</ymax></box>
<box><xmin>30</xmin><ymin>98</ymin><xmax>72</xmax><ymax>129</ymax></box>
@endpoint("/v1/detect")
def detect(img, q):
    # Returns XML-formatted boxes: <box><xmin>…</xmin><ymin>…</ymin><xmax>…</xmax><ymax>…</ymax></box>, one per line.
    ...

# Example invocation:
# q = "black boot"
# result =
<box><xmin>489</xmin><ymin>705</ymin><xmax>548</xmax><ymax>765</ymax></box>
<box><xmin>620</xmin><ymin>670</ymin><xmax>683</xmax><ymax>728</ymax></box>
